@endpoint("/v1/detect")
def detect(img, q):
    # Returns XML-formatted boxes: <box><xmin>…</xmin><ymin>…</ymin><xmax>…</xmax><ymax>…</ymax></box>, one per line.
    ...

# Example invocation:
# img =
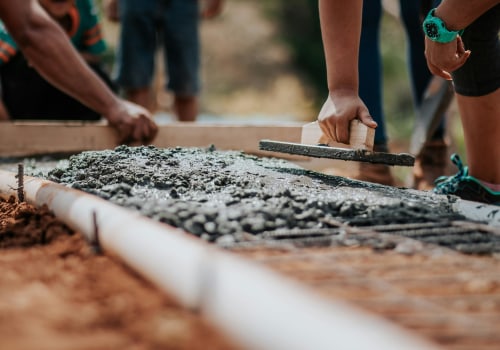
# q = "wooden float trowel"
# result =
<box><xmin>259</xmin><ymin>120</ymin><xmax>415</xmax><ymax>166</ymax></box>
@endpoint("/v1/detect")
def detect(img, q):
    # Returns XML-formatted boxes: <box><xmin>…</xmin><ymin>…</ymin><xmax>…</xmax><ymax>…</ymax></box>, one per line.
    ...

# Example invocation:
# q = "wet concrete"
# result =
<box><xmin>41</xmin><ymin>146</ymin><xmax>468</xmax><ymax>247</ymax></box>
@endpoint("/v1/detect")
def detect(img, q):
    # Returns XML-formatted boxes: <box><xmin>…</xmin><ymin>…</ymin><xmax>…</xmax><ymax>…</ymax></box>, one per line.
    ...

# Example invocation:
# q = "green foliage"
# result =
<box><xmin>266</xmin><ymin>0</ymin><xmax>326</xmax><ymax>105</ymax></box>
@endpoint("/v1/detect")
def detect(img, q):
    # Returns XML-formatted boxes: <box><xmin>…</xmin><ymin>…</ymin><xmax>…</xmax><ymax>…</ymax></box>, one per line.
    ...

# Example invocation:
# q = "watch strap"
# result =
<box><xmin>423</xmin><ymin>9</ymin><xmax>464</xmax><ymax>43</ymax></box>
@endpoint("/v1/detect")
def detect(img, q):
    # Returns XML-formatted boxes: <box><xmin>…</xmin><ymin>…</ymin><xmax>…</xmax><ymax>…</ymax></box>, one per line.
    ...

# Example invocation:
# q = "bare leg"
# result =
<box><xmin>175</xmin><ymin>95</ymin><xmax>198</xmax><ymax>122</ymax></box>
<box><xmin>126</xmin><ymin>87</ymin><xmax>153</xmax><ymax>111</ymax></box>
<box><xmin>456</xmin><ymin>88</ymin><xmax>500</xmax><ymax>184</ymax></box>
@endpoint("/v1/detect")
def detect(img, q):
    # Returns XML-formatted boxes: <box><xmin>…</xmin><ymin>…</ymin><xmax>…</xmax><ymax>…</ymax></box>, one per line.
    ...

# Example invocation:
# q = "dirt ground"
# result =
<box><xmin>0</xmin><ymin>196</ymin><xmax>238</xmax><ymax>350</ymax></box>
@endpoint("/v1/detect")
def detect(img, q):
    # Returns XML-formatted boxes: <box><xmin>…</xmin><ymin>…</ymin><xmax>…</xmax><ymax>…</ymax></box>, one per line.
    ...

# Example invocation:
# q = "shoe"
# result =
<box><xmin>353</xmin><ymin>163</ymin><xmax>395</xmax><ymax>186</ymax></box>
<box><xmin>352</xmin><ymin>144</ymin><xmax>395</xmax><ymax>186</ymax></box>
<box><xmin>411</xmin><ymin>139</ymin><xmax>448</xmax><ymax>190</ymax></box>
<box><xmin>433</xmin><ymin>154</ymin><xmax>500</xmax><ymax>205</ymax></box>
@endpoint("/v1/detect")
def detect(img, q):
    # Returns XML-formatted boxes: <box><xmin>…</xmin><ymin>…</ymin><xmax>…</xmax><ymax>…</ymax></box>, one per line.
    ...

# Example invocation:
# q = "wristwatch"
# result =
<box><xmin>422</xmin><ymin>9</ymin><xmax>464</xmax><ymax>43</ymax></box>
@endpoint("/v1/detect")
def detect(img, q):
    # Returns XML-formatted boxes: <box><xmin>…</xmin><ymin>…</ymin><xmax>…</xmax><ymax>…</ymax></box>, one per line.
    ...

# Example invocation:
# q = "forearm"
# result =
<box><xmin>435</xmin><ymin>0</ymin><xmax>500</xmax><ymax>30</ymax></box>
<box><xmin>0</xmin><ymin>1</ymin><xmax>119</xmax><ymax>118</ymax></box>
<box><xmin>319</xmin><ymin>0</ymin><xmax>363</xmax><ymax>93</ymax></box>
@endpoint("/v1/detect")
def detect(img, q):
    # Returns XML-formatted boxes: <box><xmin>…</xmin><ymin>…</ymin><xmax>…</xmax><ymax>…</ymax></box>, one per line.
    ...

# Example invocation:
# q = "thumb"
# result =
<box><xmin>358</xmin><ymin>108</ymin><xmax>377</xmax><ymax>129</ymax></box>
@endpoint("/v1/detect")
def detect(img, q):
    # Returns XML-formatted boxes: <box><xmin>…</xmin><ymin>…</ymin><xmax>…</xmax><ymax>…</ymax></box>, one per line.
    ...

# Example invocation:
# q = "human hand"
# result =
<box><xmin>424</xmin><ymin>36</ymin><xmax>471</xmax><ymax>80</ymax></box>
<box><xmin>317</xmin><ymin>91</ymin><xmax>376</xmax><ymax>144</ymax></box>
<box><xmin>103</xmin><ymin>0</ymin><xmax>119</xmax><ymax>22</ymax></box>
<box><xmin>105</xmin><ymin>99</ymin><xmax>159</xmax><ymax>145</ymax></box>
<box><xmin>201</xmin><ymin>0</ymin><xmax>224</xmax><ymax>19</ymax></box>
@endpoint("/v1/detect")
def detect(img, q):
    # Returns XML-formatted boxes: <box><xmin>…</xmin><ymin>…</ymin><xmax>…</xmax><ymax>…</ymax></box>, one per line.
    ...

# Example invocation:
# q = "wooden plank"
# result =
<box><xmin>300</xmin><ymin>120</ymin><xmax>374</xmax><ymax>151</ymax></box>
<box><xmin>0</xmin><ymin>121</ymin><xmax>306</xmax><ymax>158</ymax></box>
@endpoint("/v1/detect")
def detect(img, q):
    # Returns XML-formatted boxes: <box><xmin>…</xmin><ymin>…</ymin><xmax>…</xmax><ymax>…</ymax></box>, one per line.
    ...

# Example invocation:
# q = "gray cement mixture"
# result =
<box><xmin>36</xmin><ymin>146</ymin><xmax>474</xmax><ymax>248</ymax></box>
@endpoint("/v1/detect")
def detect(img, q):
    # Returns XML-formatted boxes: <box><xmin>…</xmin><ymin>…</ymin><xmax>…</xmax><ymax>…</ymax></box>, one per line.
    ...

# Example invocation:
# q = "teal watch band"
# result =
<box><xmin>423</xmin><ymin>9</ymin><xmax>464</xmax><ymax>43</ymax></box>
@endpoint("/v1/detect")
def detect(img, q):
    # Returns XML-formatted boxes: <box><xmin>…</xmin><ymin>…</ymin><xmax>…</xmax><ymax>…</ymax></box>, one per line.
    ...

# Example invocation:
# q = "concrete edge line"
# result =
<box><xmin>454</xmin><ymin>199</ymin><xmax>500</xmax><ymax>228</ymax></box>
<box><xmin>0</xmin><ymin>170</ymin><xmax>440</xmax><ymax>350</ymax></box>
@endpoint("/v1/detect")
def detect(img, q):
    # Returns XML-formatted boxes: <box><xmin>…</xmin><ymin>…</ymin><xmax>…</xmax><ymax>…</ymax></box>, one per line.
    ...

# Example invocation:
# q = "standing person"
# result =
<box><xmin>0</xmin><ymin>0</ymin><xmax>158</xmax><ymax>144</ymax></box>
<box><xmin>105</xmin><ymin>0</ymin><xmax>224</xmax><ymax>122</ymax></box>
<box><xmin>355</xmin><ymin>0</ymin><xmax>448</xmax><ymax>189</ymax></box>
<box><xmin>0</xmin><ymin>0</ymin><xmax>115</xmax><ymax>121</ymax></box>
<box><xmin>317</xmin><ymin>0</ymin><xmax>499</xmax><ymax>205</ymax></box>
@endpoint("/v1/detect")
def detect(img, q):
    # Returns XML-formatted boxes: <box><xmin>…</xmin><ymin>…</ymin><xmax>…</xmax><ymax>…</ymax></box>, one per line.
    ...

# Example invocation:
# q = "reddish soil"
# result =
<box><xmin>0</xmin><ymin>196</ymin><xmax>237</xmax><ymax>350</ymax></box>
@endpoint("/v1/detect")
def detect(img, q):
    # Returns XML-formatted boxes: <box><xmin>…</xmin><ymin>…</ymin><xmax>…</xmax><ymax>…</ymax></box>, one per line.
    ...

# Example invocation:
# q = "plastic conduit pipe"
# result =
<box><xmin>0</xmin><ymin>170</ymin><xmax>439</xmax><ymax>350</ymax></box>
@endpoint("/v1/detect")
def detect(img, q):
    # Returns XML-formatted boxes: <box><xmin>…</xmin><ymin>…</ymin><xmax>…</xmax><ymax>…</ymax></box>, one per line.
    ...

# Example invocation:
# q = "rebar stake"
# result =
<box><xmin>91</xmin><ymin>211</ymin><xmax>102</xmax><ymax>254</ymax></box>
<box><xmin>16</xmin><ymin>163</ymin><xmax>25</xmax><ymax>202</ymax></box>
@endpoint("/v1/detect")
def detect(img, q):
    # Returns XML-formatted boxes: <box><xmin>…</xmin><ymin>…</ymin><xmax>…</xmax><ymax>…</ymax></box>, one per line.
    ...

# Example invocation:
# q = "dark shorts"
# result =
<box><xmin>452</xmin><ymin>5</ymin><xmax>500</xmax><ymax>97</ymax></box>
<box><xmin>115</xmin><ymin>0</ymin><xmax>200</xmax><ymax>96</ymax></box>
<box><xmin>1</xmin><ymin>54</ymin><xmax>114</xmax><ymax>121</ymax></box>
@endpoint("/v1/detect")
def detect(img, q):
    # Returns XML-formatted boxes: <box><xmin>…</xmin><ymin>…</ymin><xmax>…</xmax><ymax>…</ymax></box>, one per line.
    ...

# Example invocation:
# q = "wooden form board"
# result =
<box><xmin>0</xmin><ymin>121</ymin><xmax>307</xmax><ymax>158</ymax></box>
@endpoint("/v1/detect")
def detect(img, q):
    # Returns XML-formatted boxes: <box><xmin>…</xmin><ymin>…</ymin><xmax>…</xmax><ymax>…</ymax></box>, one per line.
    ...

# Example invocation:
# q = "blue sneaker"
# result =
<box><xmin>433</xmin><ymin>154</ymin><xmax>500</xmax><ymax>205</ymax></box>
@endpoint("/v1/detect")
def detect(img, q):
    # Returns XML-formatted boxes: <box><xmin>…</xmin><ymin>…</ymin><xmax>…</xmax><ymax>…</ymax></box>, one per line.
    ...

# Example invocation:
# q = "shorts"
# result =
<box><xmin>1</xmin><ymin>54</ymin><xmax>113</xmax><ymax>121</ymax></box>
<box><xmin>452</xmin><ymin>5</ymin><xmax>500</xmax><ymax>97</ymax></box>
<box><xmin>115</xmin><ymin>0</ymin><xmax>200</xmax><ymax>96</ymax></box>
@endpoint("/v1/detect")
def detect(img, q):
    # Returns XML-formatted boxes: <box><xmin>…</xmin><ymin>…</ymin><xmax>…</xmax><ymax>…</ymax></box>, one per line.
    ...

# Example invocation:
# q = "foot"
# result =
<box><xmin>433</xmin><ymin>154</ymin><xmax>500</xmax><ymax>205</ymax></box>
<box><xmin>411</xmin><ymin>139</ymin><xmax>448</xmax><ymax>190</ymax></box>
<box><xmin>351</xmin><ymin>144</ymin><xmax>395</xmax><ymax>186</ymax></box>
<box><xmin>353</xmin><ymin>163</ymin><xmax>396</xmax><ymax>186</ymax></box>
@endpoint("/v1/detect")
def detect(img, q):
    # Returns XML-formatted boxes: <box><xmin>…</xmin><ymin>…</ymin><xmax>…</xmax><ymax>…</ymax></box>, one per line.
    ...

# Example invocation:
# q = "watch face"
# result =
<box><xmin>425</xmin><ymin>21</ymin><xmax>439</xmax><ymax>40</ymax></box>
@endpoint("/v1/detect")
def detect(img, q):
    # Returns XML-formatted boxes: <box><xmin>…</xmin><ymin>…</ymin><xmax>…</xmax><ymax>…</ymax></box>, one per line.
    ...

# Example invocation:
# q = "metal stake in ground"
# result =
<box><xmin>15</xmin><ymin>163</ymin><xmax>25</xmax><ymax>202</ymax></box>
<box><xmin>91</xmin><ymin>211</ymin><xmax>102</xmax><ymax>254</ymax></box>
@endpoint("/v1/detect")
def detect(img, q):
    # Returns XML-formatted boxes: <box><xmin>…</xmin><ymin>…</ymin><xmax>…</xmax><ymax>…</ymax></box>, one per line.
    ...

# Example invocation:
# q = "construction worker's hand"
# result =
<box><xmin>104</xmin><ymin>0</ymin><xmax>119</xmax><ymax>22</ymax></box>
<box><xmin>424</xmin><ymin>36</ymin><xmax>470</xmax><ymax>80</ymax></box>
<box><xmin>106</xmin><ymin>99</ymin><xmax>159</xmax><ymax>145</ymax></box>
<box><xmin>201</xmin><ymin>0</ymin><xmax>224</xmax><ymax>19</ymax></box>
<box><xmin>317</xmin><ymin>91</ymin><xmax>376</xmax><ymax>144</ymax></box>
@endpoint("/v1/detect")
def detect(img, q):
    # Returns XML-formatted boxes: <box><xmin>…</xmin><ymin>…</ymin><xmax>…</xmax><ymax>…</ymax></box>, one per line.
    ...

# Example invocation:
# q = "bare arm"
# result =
<box><xmin>317</xmin><ymin>0</ymin><xmax>376</xmax><ymax>144</ymax></box>
<box><xmin>434</xmin><ymin>0</ymin><xmax>499</xmax><ymax>30</ymax></box>
<box><xmin>0</xmin><ymin>0</ymin><xmax>158</xmax><ymax>143</ymax></box>
<box><xmin>319</xmin><ymin>0</ymin><xmax>361</xmax><ymax>94</ymax></box>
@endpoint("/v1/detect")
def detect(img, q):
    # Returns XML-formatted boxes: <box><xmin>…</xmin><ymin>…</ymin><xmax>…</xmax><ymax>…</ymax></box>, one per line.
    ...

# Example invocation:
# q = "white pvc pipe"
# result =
<box><xmin>0</xmin><ymin>170</ymin><xmax>438</xmax><ymax>350</ymax></box>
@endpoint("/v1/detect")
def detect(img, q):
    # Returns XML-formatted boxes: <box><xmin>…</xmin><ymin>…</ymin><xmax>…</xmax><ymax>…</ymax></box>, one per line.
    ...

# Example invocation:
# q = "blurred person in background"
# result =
<box><xmin>0</xmin><ymin>0</ymin><xmax>115</xmax><ymax>121</ymax></box>
<box><xmin>105</xmin><ymin>0</ymin><xmax>224</xmax><ymax>121</ymax></box>
<box><xmin>0</xmin><ymin>0</ymin><xmax>157</xmax><ymax>144</ymax></box>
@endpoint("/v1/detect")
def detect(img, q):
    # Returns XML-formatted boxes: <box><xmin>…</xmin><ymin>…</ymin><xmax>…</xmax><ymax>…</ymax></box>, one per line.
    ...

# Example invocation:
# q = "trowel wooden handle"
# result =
<box><xmin>300</xmin><ymin>119</ymin><xmax>375</xmax><ymax>151</ymax></box>
<box><xmin>348</xmin><ymin>119</ymin><xmax>374</xmax><ymax>151</ymax></box>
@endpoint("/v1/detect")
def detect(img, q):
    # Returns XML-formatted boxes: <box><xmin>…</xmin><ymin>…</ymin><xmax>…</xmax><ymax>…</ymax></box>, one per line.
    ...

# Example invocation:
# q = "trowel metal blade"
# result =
<box><xmin>259</xmin><ymin>140</ymin><xmax>415</xmax><ymax>166</ymax></box>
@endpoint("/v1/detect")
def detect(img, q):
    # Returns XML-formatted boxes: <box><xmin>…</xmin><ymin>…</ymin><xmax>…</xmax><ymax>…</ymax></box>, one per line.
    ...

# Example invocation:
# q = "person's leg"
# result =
<box><xmin>353</xmin><ymin>0</ymin><xmax>395</xmax><ymax>186</ymax></box>
<box><xmin>401</xmin><ymin>0</ymin><xmax>445</xmax><ymax>139</ymax></box>
<box><xmin>163</xmin><ymin>0</ymin><xmax>200</xmax><ymax>122</ymax></box>
<box><xmin>456</xmin><ymin>90</ymin><xmax>500</xmax><ymax>184</ymax></box>
<box><xmin>174</xmin><ymin>95</ymin><xmax>198</xmax><ymax>122</ymax></box>
<box><xmin>433</xmin><ymin>5</ymin><xmax>500</xmax><ymax>204</ymax></box>
<box><xmin>126</xmin><ymin>88</ymin><xmax>152</xmax><ymax>110</ymax></box>
<box><xmin>453</xmin><ymin>5</ymin><xmax>500</xmax><ymax>186</ymax></box>
<box><xmin>114</xmin><ymin>0</ymin><xmax>157</xmax><ymax>111</ymax></box>
<box><xmin>358</xmin><ymin>0</ymin><xmax>386</xmax><ymax>145</ymax></box>
<box><xmin>400</xmin><ymin>0</ymin><xmax>448</xmax><ymax>190</ymax></box>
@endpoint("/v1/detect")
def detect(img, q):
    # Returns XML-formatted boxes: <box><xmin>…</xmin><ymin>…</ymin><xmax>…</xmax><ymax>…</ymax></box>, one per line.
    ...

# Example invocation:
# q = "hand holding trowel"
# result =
<box><xmin>259</xmin><ymin>119</ymin><xmax>415</xmax><ymax>166</ymax></box>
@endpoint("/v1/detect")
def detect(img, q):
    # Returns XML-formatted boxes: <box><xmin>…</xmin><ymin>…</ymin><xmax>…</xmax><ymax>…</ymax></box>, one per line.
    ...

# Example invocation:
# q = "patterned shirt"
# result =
<box><xmin>0</xmin><ymin>0</ymin><xmax>106</xmax><ymax>65</ymax></box>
